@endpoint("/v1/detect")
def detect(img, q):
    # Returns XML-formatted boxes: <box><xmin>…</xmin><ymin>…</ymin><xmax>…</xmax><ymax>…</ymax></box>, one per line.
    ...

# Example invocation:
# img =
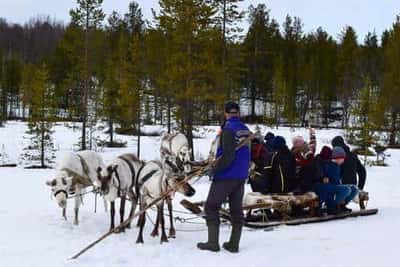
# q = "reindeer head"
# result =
<box><xmin>46</xmin><ymin>171</ymin><xmax>73</xmax><ymax>208</ymax></box>
<box><xmin>96</xmin><ymin>165</ymin><xmax>118</xmax><ymax>197</ymax></box>
<box><xmin>177</xmin><ymin>146</ymin><xmax>192</xmax><ymax>174</ymax></box>
<box><xmin>167</xmin><ymin>174</ymin><xmax>196</xmax><ymax>197</ymax></box>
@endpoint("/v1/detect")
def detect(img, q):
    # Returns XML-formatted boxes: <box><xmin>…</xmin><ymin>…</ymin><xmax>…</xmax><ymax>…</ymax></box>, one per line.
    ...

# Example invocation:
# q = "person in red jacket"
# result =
<box><xmin>291</xmin><ymin>128</ymin><xmax>316</xmax><ymax>193</ymax></box>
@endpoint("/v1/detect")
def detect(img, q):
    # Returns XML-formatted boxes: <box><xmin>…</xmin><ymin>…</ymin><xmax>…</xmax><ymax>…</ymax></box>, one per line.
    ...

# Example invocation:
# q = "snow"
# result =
<box><xmin>0</xmin><ymin>121</ymin><xmax>398</xmax><ymax>267</ymax></box>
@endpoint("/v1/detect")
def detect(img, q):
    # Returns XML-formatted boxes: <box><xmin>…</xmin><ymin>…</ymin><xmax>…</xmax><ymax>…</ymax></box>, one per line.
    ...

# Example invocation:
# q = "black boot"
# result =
<box><xmin>223</xmin><ymin>224</ymin><xmax>242</xmax><ymax>253</ymax></box>
<box><xmin>197</xmin><ymin>222</ymin><xmax>220</xmax><ymax>252</ymax></box>
<box><xmin>340</xmin><ymin>204</ymin><xmax>352</xmax><ymax>213</ymax></box>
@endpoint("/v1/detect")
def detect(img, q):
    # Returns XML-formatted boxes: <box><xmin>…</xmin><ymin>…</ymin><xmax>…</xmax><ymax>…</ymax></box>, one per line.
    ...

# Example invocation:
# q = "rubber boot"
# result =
<box><xmin>223</xmin><ymin>224</ymin><xmax>242</xmax><ymax>253</ymax></box>
<box><xmin>197</xmin><ymin>222</ymin><xmax>220</xmax><ymax>252</ymax></box>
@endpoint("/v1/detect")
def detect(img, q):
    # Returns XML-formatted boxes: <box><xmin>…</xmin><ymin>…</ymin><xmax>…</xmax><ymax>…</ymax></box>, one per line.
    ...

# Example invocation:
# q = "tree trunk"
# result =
<box><xmin>109</xmin><ymin>120</ymin><xmax>113</xmax><ymax>144</ymax></box>
<box><xmin>137</xmin><ymin>95</ymin><xmax>141</xmax><ymax>159</ymax></box>
<box><xmin>389</xmin><ymin>111</ymin><xmax>397</xmax><ymax>145</ymax></box>
<box><xmin>167</xmin><ymin>97</ymin><xmax>171</xmax><ymax>134</ymax></box>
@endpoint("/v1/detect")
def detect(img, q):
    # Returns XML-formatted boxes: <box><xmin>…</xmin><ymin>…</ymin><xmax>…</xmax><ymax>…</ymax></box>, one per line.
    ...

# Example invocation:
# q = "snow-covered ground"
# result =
<box><xmin>0</xmin><ymin>121</ymin><xmax>398</xmax><ymax>267</ymax></box>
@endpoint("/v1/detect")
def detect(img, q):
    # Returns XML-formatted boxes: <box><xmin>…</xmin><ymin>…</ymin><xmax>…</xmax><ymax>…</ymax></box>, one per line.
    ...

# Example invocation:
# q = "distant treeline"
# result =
<box><xmin>0</xmin><ymin>0</ymin><xmax>400</xmax><ymax>150</ymax></box>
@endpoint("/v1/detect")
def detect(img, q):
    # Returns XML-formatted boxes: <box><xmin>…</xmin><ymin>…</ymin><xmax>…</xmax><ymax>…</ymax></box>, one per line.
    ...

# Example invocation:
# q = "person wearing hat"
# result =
<box><xmin>263</xmin><ymin>132</ymin><xmax>275</xmax><ymax>152</ymax></box>
<box><xmin>197</xmin><ymin>102</ymin><xmax>251</xmax><ymax>253</ymax></box>
<box><xmin>264</xmin><ymin>136</ymin><xmax>297</xmax><ymax>193</ymax></box>
<box><xmin>331</xmin><ymin>136</ymin><xmax>367</xmax><ymax>190</ymax></box>
<box><xmin>319</xmin><ymin>146</ymin><xmax>358</xmax><ymax>214</ymax></box>
<box><xmin>291</xmin><ymin>128</ymin><xmax>317</xmax><ymax>193</ymax></box>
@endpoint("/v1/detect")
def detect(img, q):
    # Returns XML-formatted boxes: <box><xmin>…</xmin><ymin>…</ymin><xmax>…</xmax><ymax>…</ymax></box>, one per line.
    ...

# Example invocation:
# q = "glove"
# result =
<box><xmin>203</xmin><ymin>166</ymin><xmax>214</xmax><ymax>178</ymax></box>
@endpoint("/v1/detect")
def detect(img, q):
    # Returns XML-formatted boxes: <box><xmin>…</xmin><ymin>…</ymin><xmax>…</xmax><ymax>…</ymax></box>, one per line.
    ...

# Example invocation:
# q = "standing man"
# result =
<box><xmin>197</xmin><ymin>102</ymin><xmax>251</xmax><ymax>253</ymax></box>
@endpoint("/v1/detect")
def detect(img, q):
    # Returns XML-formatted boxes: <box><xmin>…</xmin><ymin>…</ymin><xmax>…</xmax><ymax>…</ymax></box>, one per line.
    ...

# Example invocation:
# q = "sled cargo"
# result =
<box><xmin>180</xmin><ymin>190</ymin><xmax>377</xmax><ymax>229</ymax></box>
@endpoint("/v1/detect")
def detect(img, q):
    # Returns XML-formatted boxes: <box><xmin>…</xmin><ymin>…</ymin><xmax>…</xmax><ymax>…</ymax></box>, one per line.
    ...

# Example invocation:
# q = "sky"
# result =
<box><xmin>0</xmin><ymin>0</ymin><xmax>399</xmax><ymax>42</ymax></box>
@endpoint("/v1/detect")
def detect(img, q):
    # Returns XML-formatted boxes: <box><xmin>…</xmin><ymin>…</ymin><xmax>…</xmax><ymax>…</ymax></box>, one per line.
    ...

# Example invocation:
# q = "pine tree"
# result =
<box><xmin>70</xmin><ymin>0</ymin><xmax>105</xmax><ymax>150</ymax></box>
<box><xmin>21</xmin><ymin>64</ymin><xmax>56</xmax><ymax>168</ymax></box>
<box><xmin>272</xmin><ymin>54</ymin><xmax>286</xmax><ymax>127</ymax></box>
<box><xmin>214</xmin><ymin>0</ymin><xmax>245</xmax><ymax>98</ymax></box>
<box><xmin>337</xmin><ymin>26</ymin><xmax>361</xmax><ymax>128</ymax></box>
<box><xmin>244</xmin><ymin>4</ymin><xmax>280</xmax><ymax>122</ymax></box>
<box><xmin>155</xmin><ymin>0</ymin><xmax>219</xmax><ymax>158</ymax></box>
<box><xmin>349</xmin><ymin>77</ymin><xmax>380</xmax><ymax>163</ymax></box>
<box><xmin>380</xmin><ymin>16</ymin><xmax>400</xmax><ymax>145</ymax></box>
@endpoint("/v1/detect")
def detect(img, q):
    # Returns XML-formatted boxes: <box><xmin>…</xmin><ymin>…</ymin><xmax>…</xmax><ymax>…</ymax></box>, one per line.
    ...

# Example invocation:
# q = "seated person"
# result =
<box><xmin>248</xmin><ymin>137</ymin><xmax>273</xmax><ymax>194</ymax></box>
<box><xmin>266</xmin><ymin>136</ymin><xmax>297</xmax><ymax>194</ymax></box>
<box><xmin>315</xmin><ymin>146</ymin><xmax>358</xmax><ymax>214</ymax></box>
<box><xmin>291</xmin><ymin>128</ymin><xmax>317</xmax><ymax>192</ymax></box>
<box><xmin>332</xmin><ymin>136</ymin><xmax>367</xmax><ymax>191</ymax></box>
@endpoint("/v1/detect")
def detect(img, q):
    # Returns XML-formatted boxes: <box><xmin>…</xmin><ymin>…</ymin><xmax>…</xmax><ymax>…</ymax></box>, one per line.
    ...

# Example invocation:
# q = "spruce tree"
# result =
<box><xmin>21</xmin><ymin>64</ymin><xmax>56</xmax><ymax>168</ymax></box>
<box><xmin>382</xmin><ymin>16</ymin><xmax>400</xmax><ymax>145</ymax></box>
<box><xmin>70</xmin><ymin>0</ymin><xmax>105</xmax><ymax>150</ymax></box>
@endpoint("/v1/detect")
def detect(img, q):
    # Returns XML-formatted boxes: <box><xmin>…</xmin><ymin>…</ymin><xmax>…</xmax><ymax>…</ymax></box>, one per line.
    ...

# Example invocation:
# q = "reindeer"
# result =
<box><xmin>95</xmin><ymin>154</ymin><xmax>143</xmax><ymax>232</ymax></box>
<box><xmin>46</xmin><ymin>150</ymin><xmax>106</xmax><ymax>225</ymax></box>
<box><xmin>160</xmin><ymin>132</ymin><xmax>194</xmax><ymax>238</ymax></box>
<box><xmin>135</xmin><ymin>160</ymin><xmax>195</xmax><ymax>244</ymax></box>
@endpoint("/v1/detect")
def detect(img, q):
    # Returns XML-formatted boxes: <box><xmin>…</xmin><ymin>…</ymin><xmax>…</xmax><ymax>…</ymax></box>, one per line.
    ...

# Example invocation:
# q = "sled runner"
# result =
<box><xmin>180</xmin><ymin>190</ymin><xmax>377</xmax><ymax>229</ymax></box>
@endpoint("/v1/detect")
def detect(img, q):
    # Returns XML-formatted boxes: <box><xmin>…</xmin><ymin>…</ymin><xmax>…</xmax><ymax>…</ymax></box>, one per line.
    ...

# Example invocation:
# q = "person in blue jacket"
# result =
<box><xmin>197</xmin><ymin>102</ymin><xmax>251</xmax><ymax>253</ymax></box>
<box><xmin>315</xmin><ymin>146</ymin><xmax>358</xmax><ymax>214</ymax></box>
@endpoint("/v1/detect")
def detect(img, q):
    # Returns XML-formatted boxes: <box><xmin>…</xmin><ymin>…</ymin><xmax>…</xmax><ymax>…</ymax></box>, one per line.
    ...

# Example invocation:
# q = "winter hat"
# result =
<box><xmin>292</xmin><ymin>135</ymin><xmax>305</xmax><ymax>148</ymax></box>
<box><xmin>264</xmin><ymin>132</ymin><xmax>275</xmax><ymax>142</ymax></box>
<box><xmin>273</xmin><ymin>136</ymin><xmax>286</xmax><ymax>150</ymax></box>
<box><xmin>332</xmin><ymin>146</ymin><xmax>346</xmax><ymax>159</ymax></box>
<box><xmin>320</xmin><ymin>146</ymin><xmax>332</xmax><ymax>161</ymax></box>
<box><xmin>225</xmin><ymin>102</ymin><xmax>240</xmax><ymax>113</ymax></box>
<box><xmin>332</xmin><ymin>136</ymin><xmax>345</xmax><ymax>147</ymax></box>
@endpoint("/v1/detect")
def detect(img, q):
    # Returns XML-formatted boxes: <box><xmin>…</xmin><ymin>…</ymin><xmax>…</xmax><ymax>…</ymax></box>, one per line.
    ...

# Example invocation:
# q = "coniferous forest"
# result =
<box><xmin>1</xmin><ymin>0</ymin><xmax>400</xmax><ymax>158</ymax></box>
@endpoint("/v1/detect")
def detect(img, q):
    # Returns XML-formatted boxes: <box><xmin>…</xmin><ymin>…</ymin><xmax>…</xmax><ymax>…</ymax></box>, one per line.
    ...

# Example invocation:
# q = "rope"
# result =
<box><xmin>67</xmin><ymin>189</ymin><xmax>94</xmax><ymax>200</ymax></box>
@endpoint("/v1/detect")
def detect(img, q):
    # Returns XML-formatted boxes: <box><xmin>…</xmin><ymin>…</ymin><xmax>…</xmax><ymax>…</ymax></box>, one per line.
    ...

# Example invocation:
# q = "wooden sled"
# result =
<box><xmin>180</xmin><ymin>190</ymin><xmax>377</xmax><ymax>229</ymax></box>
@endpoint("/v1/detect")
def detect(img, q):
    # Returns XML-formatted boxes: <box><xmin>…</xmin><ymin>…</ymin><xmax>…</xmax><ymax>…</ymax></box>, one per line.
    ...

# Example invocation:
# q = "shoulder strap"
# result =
<box><xmin>118</xmin><ymin>155</ymin><xmax>136</xmax><ymax>192</ymax></box>
<box><xmin>76</xmin><ymin>154</ymin><xmax>91</xmax><ymax>183</ymax></box>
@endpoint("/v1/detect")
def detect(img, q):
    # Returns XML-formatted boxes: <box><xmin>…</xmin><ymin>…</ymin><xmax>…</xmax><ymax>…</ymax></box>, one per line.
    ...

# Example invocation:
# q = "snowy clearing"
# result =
<box><xmin>0</xmin><ymin>121</ymin><xmax>398</xmax><ymax>267</ymax></box>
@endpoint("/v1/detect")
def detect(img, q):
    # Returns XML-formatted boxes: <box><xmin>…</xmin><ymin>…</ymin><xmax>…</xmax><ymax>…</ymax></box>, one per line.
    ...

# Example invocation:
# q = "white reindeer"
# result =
<box><xmin>135</xmin><ymin>160</ymin><xmax>195</xmax><ymax>244</ymax></box>
<box><xmin>46</xmin><ymin>150</ymin><xmax>106</xmax><ymax>225</ymax></box>
<box><xmin>160</xmin><ymin>132</ymin><xmax>194</xmax><ymax>237</ymax></box>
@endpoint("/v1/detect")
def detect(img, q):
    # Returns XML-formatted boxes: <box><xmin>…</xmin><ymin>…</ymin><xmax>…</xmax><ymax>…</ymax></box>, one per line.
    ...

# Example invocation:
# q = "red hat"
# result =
<box><xmin>320</xmin><ymin>146</ymin><xmax>332</xmax><ymax>161</ymax></box>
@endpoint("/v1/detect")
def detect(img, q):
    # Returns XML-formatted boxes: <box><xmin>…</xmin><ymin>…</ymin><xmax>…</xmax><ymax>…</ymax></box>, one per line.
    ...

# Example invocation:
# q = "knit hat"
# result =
<box><xmin>224</xmin><ymin>102</ymin><xmax>240</xmax><ymax>113</ymax></box>
<box><xmin>332</xmin><ymin>146</ymin><xmax>346</xmax><ymax>159</ymax></box>
<box><xmin>292</xmin><ymin>135</ymin><xmax>305</xmax><ymax>148</ymax></box>
<box><xmin>273</xmin><ymin>136</ymin><xmax>286</xmax><ymax>150</ymax></box>
<box><xmin>320</xmin><ymin>146</ymin><xmax>332</xmax><ymax>161</ymax></box>
<box><xmin>264</xmin><ymin>132</ymin><xmax>275</xmax><ymax>142</ymax></box>
<box><xmin>332</xmin><ymin>136</ymin><xmax>345</xmax><ymax>147</ymax></box>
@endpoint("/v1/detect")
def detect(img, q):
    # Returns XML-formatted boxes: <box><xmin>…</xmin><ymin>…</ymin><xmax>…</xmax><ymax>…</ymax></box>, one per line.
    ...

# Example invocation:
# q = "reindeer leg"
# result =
<box><xmin>119</xmin><ymin>195</ymin><xmax>126</xmax><ymax>232</ymax></box>
<box><xmin>62</xmin><ymin>207</ymin><xmax>67</xmax><ymax>220</ymax></box>
<box><xmin>151</xmin><ymin>206</ymin><xmax>160</xmax><ymax>237</ymax></box>
<box><xmin>136</xmin><ymin>209</ymin><xmax>146</xmax><ymax>244</ymax></box>
<box><xmin>74</xmin><ymin>190</ymin><xmax>80</xmax><ymax>225</ymax></box>
<box><xmin>110</xmin><ymin>201</ymin><xmax>115</xmax><ymax>231</ymax></box>
<box><xmin>160</xmin><ymin>202</ymin><xmax>168</xmax><ymax>243</ymax></box>
<box><xmin>103</xmin><ymin>197</ymin><xmax>108</xmax><ymax>212</ymax></box>
<box><xmin>167</xmin><ymin>197</ymin><xmax>176</xmax><ymax>238</ymax></box>
<box><xmin>74</xmin><ymin>208</ymin><xmax>79</xmax><ymax>225</ymax></box>
<box><xmin>127</xmin><ymin>195</ymin><xmax>137</xmax><ymax>229</ymax></box>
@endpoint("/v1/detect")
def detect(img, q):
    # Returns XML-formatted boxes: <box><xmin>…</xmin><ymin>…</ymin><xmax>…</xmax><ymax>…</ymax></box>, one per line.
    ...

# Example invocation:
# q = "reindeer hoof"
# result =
<box><xmin>74</xmin><ymin>220</ymin><xmax>79</xmax><ymax>225</ymax></box>
<box><xmin>151</xmin><ymin>231</ymin><xmax>159</xmax><ymax>237</ymax></box>
<box><xmin>160</xmin><ymin>237</ymin><xmax>169</xmax><ymax>243</ymax></box>
<box><xmin>169</xmin><ymin>230</ymin><xmax>176</xmax><ymax>239</ymax></box>
<box><xmin>114</xmin><ymin>227</ymin><xmax>123</xmax><ymax>234</ymax></box>
<box><xmin>126</xmin><ymin>223</ymin><xmax>131</xmax><ymax>229</ymax></box>
<box><xmin>136</xmin><ymin>238</ymin><xmax>144</xmax><ymax>244</ymax></box>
